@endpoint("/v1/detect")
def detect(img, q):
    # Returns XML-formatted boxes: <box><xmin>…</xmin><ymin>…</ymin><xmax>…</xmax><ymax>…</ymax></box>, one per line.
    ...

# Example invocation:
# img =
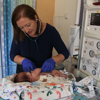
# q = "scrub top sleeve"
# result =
<box><xmin>10</xmin><ymin>39</ymin><xmax>20</xmax><ymax>61</ymax></box>
<box><xmin>51</xmin><ymin>28</ymin><xmax>69</xmax><ymax>59</ymax></box>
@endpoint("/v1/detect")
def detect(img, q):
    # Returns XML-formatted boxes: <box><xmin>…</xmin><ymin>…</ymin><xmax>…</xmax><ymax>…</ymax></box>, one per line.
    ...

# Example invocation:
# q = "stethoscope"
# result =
<box><xmin>24</xmin><ymin>19</ymin><xmax>45</xmax><ymax>60</ymax></box>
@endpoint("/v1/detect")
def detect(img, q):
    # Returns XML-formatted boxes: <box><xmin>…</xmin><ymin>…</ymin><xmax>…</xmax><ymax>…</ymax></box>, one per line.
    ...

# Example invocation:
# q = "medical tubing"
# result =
<box><xmin>24</xmin><ymin>19</ymin><xmax>46</xmax><ymax>60</ymax></box>
<box><xmin>69</xmin><ymin>27</ymin><xmax>80</xmax><ymax>54</ymax></box>
<box><xmin>68</xmin><ymin>27</ymin><xmax>80</xmax><ymax>72</ymax></box>
<box><xmin>77</xmin><ymin>85</ymin><xmax>100</xmax><ymax>99</ymax></box>
<box><xmin>64</xmin><ymin>72</ymin><xmax>76</xmax><ymax>82</ymax></box>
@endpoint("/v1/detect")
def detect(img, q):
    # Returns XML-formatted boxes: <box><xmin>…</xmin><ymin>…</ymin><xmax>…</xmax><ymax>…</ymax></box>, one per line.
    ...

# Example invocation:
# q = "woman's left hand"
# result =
<box><xmin>41</xmin><ymin>58</ymin><xmax>56</xmax><ymax>72</ymax></box>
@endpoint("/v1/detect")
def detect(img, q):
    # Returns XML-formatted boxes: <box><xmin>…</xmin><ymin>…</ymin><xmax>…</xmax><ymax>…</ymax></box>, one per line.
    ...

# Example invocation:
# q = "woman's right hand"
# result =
<box><xmin>22</xmin><ymin>58</ymin><xmax>36</xmax><ymax>72</ymax></box>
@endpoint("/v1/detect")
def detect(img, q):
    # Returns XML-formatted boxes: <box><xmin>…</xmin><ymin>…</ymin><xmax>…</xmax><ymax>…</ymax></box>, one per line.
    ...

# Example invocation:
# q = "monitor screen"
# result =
<box><xmin>90</xmin><ymin>13</ymin><xmax>100</xmax><ymax>26</ymax></box>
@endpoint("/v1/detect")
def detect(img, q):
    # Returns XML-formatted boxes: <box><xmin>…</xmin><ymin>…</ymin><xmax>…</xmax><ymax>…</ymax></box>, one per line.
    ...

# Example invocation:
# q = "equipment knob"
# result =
<box><xmin>82</xmin><ymin>57</ymin><xmax>86</xmax><ymax>63</ymax></box>
<box><xmin>85</xmin><ymin>41</ymin><xmax>87</xmax><ymax>43</ymax></box>
<box><xmin>94</xmin><ymin>63</ymin><xmax>99</xmax><ymax>69</ymax></box>
<box><xmin>87</xmin><ymin>26</ymin><xmax>90</xmax><ymax>30</ymax></box>
<box><xmin>88</xmin><ymin>60</ymin><xmax>92</xmax><ymax>64</ymax></box>
<box><xmin>96</xmin><ymin>54</ymin><xmax>100</xmax><ymax>59</ymax></box>
<box><xmin>90</xmin><ymin>42</ymin><xmax>94</xmax><ymax>46</ymax></box>
<box><xmin>95</xmin><ymin>63</ymin><xmax>99</xmax><ymax>68</ymax></box>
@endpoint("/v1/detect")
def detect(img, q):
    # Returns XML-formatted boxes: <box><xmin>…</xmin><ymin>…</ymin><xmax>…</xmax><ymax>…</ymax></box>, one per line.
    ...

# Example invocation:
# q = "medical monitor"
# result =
<box><xmin>84</xmin><ymin>10</ymin><xmax>100</xmax><ymax>34</ymax></box>
<box><xmin>90</xmin><ymin>13</ymin><xmax>100</xmax><ymax>26</ymax></box>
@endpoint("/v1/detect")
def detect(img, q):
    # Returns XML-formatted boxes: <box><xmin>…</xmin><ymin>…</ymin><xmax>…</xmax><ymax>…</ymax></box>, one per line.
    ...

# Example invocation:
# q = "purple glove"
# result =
<box><xmin>22</xmin><ymin>58</ymin><xmax>36</xmax><ymax>72</ymax></box>
<box><xmin>41</xmin><ymin>58</ymin><xmax>56</xmax><ymax>72</ymax></box>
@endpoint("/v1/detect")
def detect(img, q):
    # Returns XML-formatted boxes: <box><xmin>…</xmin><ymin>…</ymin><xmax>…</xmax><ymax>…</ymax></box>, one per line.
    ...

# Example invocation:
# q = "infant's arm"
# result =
<box><xmin>31</xmin><ymin>68</ymin><xmax>41</xmax><ymax>82</ymax></box>
<box><xmin>40</xmin><ymin>69</ymin><xmax>67</xmax><ymax>79</ymax></box>
<box><xmin>51</xmin><ymin>70</ymin><xmax>67</xmax><ymax>78</ymax></box>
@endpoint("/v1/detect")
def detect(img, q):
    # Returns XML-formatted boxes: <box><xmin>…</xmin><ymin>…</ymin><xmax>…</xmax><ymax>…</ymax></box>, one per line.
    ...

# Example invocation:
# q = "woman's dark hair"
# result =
<box><xmin>12</xmin><ymin>4</ymin><xmax>40</xmax><ymax>43</ymax></box>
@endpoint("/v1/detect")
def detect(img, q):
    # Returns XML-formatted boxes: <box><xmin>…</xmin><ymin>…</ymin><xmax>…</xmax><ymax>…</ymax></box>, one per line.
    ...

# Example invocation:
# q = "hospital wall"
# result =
<box><xmin>53</xmin><ymin>0</ymin><xmax>77</xmax><ymax>61</ymax></box>
<box><xmin>36</xmin><ymin>0</ymin><xmax>78</xmax><ymax>64</ymax></box>
<box><xmin>36</xmin><ymin>0</ymin><xmax>55</xmax><ymax>25</ymax></box>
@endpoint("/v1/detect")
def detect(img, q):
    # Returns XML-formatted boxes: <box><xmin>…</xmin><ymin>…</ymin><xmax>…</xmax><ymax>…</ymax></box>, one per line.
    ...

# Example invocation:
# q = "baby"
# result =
<box><xmin>14</xmin><ymin>68</ymin><xmax>67</xmax><ymax>83</ymax></box>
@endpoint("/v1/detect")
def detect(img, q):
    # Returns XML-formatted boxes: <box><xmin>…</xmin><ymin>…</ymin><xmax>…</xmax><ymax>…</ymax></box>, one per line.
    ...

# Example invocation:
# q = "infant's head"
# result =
<box><xmin>14</xmin><ymin>72</ymin><xmax>29</xmax><ymax>83</ymax></box>
<box><xmin>14</xmin><ymin>68</ymin><xmax>41</xmax><ymax>83</ymax></box>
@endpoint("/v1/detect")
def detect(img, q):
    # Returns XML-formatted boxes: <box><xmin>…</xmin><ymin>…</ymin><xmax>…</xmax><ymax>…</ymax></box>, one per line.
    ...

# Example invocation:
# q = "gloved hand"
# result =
<box><xmin>41</xmin><ymin>58</ymin><xmax>56</xmax><ymax>72</ymax></box>
<box><xmin>22</xmin><ymin>58</ymin><xmax>36</xmax><ymax>72</ymax></box>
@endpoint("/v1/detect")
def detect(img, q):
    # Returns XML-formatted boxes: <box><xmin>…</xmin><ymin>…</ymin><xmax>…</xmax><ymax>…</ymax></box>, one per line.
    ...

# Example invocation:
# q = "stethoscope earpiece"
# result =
<box><xmin>36</xmin><ymin>19</ymin><xmax>39</xmax><ymax>22</ymax></box>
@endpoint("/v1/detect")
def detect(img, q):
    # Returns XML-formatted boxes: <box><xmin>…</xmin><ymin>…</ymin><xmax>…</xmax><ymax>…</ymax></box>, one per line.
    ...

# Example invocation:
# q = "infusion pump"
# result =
<box><xmin>79</xmin><ymin>8</ymin><xmax>100</xmax><ymax>81</ymax></box>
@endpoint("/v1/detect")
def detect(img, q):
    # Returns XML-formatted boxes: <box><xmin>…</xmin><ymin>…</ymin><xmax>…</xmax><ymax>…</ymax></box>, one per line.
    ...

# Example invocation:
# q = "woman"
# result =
<box><xmin>10</xmin><ymin>4</ymin><xmax>69</xmax><ymax>73</ymax></box>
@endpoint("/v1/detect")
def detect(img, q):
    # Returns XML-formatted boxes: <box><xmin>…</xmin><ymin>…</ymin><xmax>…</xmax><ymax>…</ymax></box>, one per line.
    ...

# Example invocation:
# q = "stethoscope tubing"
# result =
<box><xmin>24</xmin><ymin>19</ymin><xmax>46</xmax><ymax>60</ymax></box>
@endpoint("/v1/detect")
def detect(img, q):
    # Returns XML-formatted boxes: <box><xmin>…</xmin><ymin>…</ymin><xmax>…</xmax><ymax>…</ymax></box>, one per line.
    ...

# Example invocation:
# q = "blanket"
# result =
<box><xmin>0</xmin><ymin>74</ymin><xmax>74</xmax><ymax>100</ymax></box>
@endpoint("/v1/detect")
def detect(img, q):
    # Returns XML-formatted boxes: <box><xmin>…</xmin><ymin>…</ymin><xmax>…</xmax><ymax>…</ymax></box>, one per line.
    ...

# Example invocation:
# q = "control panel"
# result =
<box><xmin>78</xmin><ymin>7</ymin><xmax>100</xmax><ymax>81</ymax></box>
<box><xmin>80</xmin><ymin>37</ymin><xmax>100</xmax><ymax>80</ymax></box>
